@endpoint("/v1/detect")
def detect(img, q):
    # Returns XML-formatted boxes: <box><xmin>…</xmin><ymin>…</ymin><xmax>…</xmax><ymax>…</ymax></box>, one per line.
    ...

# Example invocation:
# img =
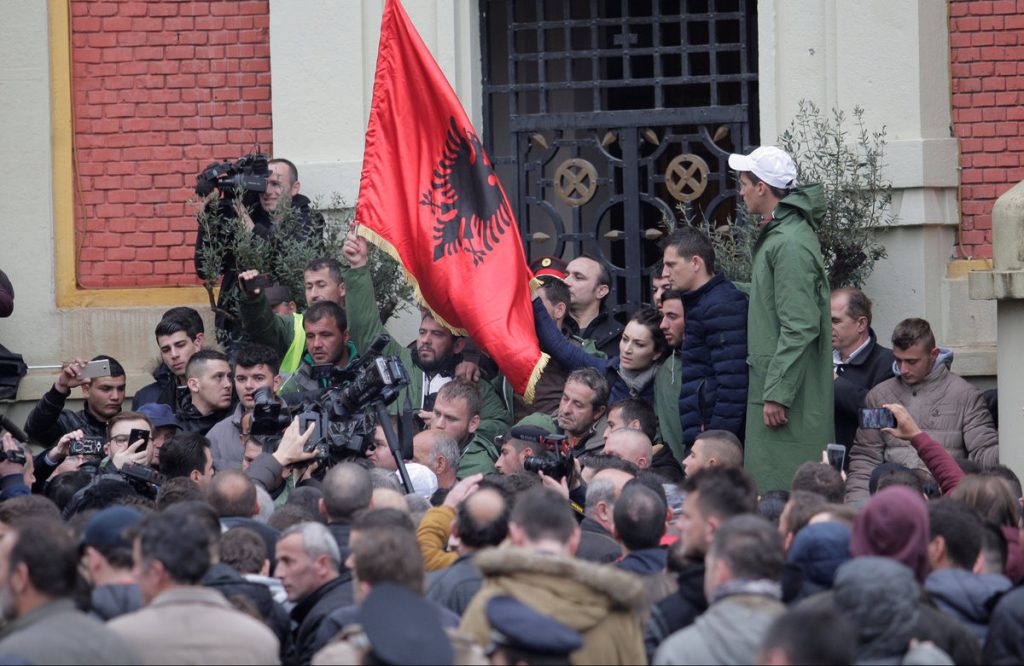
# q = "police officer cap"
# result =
<box><xmin>358</xmin><ymin>583</ymin><xmax>454</xmax><ymax>665</ymax></box>
<box><xmin>486</xmin><ymin>595</ymin><xmax>582</xmax><ymax>657</ymax></box>
<box><xmin>509</xmin><ymin>425</ymin><xmax>553</xmax><ymax>444</ymax></box>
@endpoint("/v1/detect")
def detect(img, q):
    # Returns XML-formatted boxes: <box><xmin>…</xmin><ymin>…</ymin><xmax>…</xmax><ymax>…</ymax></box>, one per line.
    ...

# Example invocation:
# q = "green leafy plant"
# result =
<box><xmin>195</xmin><ymin>193</ymin><xmax>413</xmax><ymax>335</ymax></box>
<box><xmin>679</xmin><ymin>101</ymin><xmax>894</xmax><ymax>289</ymax></box>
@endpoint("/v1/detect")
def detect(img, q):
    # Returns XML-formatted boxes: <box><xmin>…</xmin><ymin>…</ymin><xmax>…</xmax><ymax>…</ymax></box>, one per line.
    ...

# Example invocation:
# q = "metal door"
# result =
<box><xmin>481</xmin><ymin>0</ymin><xmax>759</xmax><ymax>317</ymax></box>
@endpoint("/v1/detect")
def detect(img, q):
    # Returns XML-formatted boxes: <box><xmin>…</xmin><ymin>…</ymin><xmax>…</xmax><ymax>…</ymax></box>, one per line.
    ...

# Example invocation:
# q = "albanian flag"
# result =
<box><xmin>354</xmin><ymin>0</ymin><xmax>547</xmax><ymax>399</ymax></box>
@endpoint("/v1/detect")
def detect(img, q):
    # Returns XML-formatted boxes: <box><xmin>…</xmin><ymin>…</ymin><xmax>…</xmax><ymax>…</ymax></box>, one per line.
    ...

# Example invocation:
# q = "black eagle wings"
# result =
<box><xmin>420</xmin><ymin>117</ymin><xmax>514</xmax><ymax>265</ymax></box>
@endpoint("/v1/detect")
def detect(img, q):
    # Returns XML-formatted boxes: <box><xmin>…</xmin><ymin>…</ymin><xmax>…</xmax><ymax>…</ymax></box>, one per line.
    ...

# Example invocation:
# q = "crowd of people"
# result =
<box><xmin>0</xmin><ymin>147</ymin><xmax>1019</xmax><ymax>665</ymax></box>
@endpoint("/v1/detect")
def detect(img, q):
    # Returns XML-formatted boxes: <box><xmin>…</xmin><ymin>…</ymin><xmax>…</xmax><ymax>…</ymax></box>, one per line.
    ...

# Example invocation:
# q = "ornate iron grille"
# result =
<box><xmin>481</xmin><ymin>0</ymin><xmax>759</xmax><ymax>316</ymax></box>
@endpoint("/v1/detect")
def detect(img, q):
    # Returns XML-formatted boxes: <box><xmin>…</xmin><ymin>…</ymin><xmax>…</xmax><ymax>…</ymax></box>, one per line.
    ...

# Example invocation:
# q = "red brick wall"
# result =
<box><xmin>70</xmin><ymin>0</ymin><xmax>273</xmax><ymax>288</ymax></box>
<box><xmin>949</xmin><ymin>0</ymin><xmax>1024</xmax><ymax>259</ymax></box>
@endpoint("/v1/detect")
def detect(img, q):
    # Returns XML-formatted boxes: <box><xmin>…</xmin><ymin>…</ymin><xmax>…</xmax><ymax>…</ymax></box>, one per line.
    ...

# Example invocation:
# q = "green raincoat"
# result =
<box><xmin>743</xmin><ymin>185</ymin><xmax>835</xmax><ymax>491</ymax></box>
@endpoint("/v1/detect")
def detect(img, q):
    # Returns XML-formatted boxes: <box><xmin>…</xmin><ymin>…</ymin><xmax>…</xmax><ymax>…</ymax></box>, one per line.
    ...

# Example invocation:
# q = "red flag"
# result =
<box><xmin>355</xmin><ymin>0</ymin><xmax>547</xmax><ymax>398</ymax></box>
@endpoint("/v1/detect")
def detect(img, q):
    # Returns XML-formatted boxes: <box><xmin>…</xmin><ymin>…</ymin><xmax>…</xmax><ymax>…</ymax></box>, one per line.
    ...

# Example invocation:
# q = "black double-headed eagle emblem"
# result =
<box><xmin>420</xmin><ymin>117</ymin><xmax>514</xmax><ymax>266</ymax></box>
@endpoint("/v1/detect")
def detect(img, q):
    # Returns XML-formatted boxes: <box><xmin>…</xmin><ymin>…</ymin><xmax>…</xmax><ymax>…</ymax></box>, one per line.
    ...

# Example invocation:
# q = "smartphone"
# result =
<box><xmin>859</xmin><ymin>407</ymin><xmax>896</xmax><ymax>429</ymax></box>
<box><xmin>78</xmin><ymin>359</ymin><xmax>111</xmax><ymax>379</ymax></box>
<box><xmin>129</xmin><ymin>428</ymin><xmax>150</xmax><ymax>452</ymax></box>
<box><xmin>241</xmin><ymin>274</ymin><xmax>273</xmax><ymax>292</ymax></box>
<box><xmin>825</xmin><ymin>443</ymin><xmax>846</xmax><ymax>472</ymax></box>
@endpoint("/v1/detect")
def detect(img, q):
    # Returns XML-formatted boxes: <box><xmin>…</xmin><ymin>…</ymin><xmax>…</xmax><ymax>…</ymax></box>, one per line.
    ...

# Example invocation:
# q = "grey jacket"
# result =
<box><xmin>653</xmin><ymin>593</ymin><xmax>785</xmax><ymax>665</ymax></box>
<box><xmin>425</xmin><ymin>554</ymin><xmax>483</xmax><ymax>616</ymax></box>
<box><xmin>0</xmin><ymin>599</ymin><xmax>139</xmax><ymax>665</ymax></box>
<box><xmin>846</xmin><ymin>350</ymin><xmax>998</xmax><ymax>503</ymax></box>
<box><xmin>208</xmin><ymin>402</ymin><xmax>246</xmax><ymax>471</ymax></box>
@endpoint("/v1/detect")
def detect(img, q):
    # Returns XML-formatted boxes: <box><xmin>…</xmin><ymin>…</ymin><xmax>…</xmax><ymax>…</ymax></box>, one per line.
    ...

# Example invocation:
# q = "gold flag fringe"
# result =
<box><xmin>355</xmin><ymin>225</ymin><xmax>550</xmax><ymax>402</ymax></box>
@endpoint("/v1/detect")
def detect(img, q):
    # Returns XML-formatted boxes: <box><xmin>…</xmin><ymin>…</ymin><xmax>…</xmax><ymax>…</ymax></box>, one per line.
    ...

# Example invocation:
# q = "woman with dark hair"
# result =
<box><xmin>533</xmin><ymin>299</ymin><xmax>667</xmax><ymax>406</ymax></box>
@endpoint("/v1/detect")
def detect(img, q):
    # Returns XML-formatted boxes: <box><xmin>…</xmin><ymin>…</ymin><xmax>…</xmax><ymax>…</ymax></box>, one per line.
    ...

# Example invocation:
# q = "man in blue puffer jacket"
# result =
<box><xmin>662</xmin><ymin>227</ymin><xmax>749</xmax><ymax>449</ymax></box>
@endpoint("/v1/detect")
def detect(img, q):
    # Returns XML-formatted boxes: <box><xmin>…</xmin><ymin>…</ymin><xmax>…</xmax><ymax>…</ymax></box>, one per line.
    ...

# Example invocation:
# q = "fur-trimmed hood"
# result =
<box><xmin>474</xmin><ymin>546</ymin><xmax>647</xmax><ymax>625</ymax></box>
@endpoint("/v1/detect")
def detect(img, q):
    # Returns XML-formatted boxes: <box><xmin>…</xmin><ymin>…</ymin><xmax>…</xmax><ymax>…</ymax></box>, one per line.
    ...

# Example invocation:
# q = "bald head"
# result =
<box><xmin>603</xmin><ymin>428</ymin><xmax>653</xmax><ymax>469</ymax></box>
<box><xmin>208</xmin><ymin>470</ymin><xmax>258</xmax><ymax>518</ymax></box>
<box><xmin>371</xmin><ymin>487</ymin><xmax>408</xmax><ymax>513</ymax></box>
<box><xmin>455</xmin><ymin>488</ymin><xmax>509</xmax><ymax>553</ymax></box>
<box><xmin>321</xmin><ymin>463</ymin><xmax>372</xmax><ymax>522</ymax></box>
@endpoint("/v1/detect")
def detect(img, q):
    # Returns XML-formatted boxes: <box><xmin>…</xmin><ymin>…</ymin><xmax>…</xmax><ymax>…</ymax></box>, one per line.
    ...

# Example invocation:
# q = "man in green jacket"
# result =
<box><xmin>341</xmin><ymin>233</ymin><xmax>512</xmax><ymax>458</ymax></box>
<box><xmin>729</xmin><ymin>146</ymin><xmax>834</xmax><ymax>492</ymax></box>
<box><xmin>237</xmin><ymin>257</ymin><xmax>347</xmax><ymax>376</ymax></box>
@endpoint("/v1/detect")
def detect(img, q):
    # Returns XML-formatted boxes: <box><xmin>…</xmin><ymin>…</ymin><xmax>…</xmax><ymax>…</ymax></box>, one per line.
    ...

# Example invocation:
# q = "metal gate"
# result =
<box><xmin>480</xmin><ymin>0</ymin><xmax>759</xmax><ymax>317</ymax></box>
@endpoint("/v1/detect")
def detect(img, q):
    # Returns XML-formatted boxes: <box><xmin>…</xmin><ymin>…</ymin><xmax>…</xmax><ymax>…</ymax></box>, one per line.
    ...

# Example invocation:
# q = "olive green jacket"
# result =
<box><xmin>342</xmin><ymin>264</ymin><xmax>511</xmax><ymax>474</ymax></box>
<box><xmin>744</xmin><ymin>185</ymin><xmax>835</xmax><ymax>491</ymax></box>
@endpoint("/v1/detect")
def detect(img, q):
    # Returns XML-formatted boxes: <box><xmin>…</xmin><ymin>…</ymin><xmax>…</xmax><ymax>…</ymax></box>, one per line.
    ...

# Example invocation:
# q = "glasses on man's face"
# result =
<box><xmin>108</xmin><ymin>435</ymin><xmax>131</xmax><ymax>445</ymax></box>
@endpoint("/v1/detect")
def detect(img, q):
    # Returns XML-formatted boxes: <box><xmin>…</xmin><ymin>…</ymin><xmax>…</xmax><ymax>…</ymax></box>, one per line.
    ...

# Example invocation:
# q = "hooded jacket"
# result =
<box><xmin>90</xmin><ymin>583</ymin><xmax>143</xmax><ymax>622</ymax></box>
<box><xmin>132</xmin><ymin>362</ymin><xmax>179</xmax><ymax>410</ymax></box>
<box><xmin>459</xmin><ymin>546</ymin><xmax>647</xmax><ymax>665</ymax></box>
<box><xmin>925</xmin><ymin>568</ymin><xmax>1011</xmax><ymax>644</ymax></box>
<box><xmin>643</xmin><ymin>562</ymin><xmax>708</xmax><ymax>662</ymax></box>
<box><xmin>744</xmin><ymin>185</ymin><xmax>835</xmax><ymax>492</ymax></box>
<box><xmin>845</xmin><ymin>348</ymin><xmax>999</xmax><ymax>503</ymax></box>
<box><xmin>679</xmin><ymin>272</ymin><xmax>749</xmax><ymax>448</ymax></box>
<box><xmin>653</xmin><ymin>583</ymin><xmax>785</xmax><ymax>665</ymax></box>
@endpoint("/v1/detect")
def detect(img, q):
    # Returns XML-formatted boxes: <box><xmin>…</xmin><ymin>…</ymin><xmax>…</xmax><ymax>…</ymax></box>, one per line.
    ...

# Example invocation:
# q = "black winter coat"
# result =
<box><xmin>286</xmin><ymin>574</ymin><xmax>353</xmax><ymax>666</ymax></box>
<box><xmin>833</xmin><ymin>329</ymin><xmax>895</xmax><ymax>451</ymax></box>
<box><xmin>679</xmin><ymin>273</ymin><xmax>748</xmax><ymax>446</ymax></box>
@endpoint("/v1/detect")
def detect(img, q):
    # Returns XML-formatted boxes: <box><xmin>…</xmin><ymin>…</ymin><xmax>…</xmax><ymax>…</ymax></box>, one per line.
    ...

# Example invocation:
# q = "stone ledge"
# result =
<box><xmin>969</xmin><ymin>269</ymin><xmax>1024</xmax><ymax>301</ymax></box>
<box><xmin>947</xmin><ymin>344</ymin><xmax>997</xmax><ymax>378</ymax></box>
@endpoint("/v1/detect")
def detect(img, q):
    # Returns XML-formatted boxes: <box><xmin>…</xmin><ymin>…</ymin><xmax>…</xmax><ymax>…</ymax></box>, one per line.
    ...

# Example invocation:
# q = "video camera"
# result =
<box><xmin>517</xmin><ymin>430</ymin><xmax>574</xmax><ymax>483</ymax></box>
<box><xmin>194</xmin><ymin>153</ymin><xmax>270</xmax><ymax>199</ymax></box>
<box><xmin>120</xmin><ymin>463</ymin><xmax>165</xmax><ymax>500</ymax></box>
<box><xmin>251</xmin><ymin>335</ymin><xmax>411</xmax><ymax>469</ymax></box>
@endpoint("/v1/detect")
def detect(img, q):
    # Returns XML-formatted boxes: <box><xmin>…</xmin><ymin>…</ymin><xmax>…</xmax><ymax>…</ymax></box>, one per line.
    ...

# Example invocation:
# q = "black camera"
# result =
<box><xmin>120</xmin><ymin>463</ymin><xmax>166</xmax><ymax>499</ymax></box>
<box><xmin>195</xmin><ymin>153</ymin><xmax>270</xmax><ymax>198</ymax></box>
<box><xmin>251</xmin><ymin>387</ymin><xmax>292</xmax><ymax>436</ymax></box>
<box><xmin>70</xmin><ymin>437</ymin><xmax>105</xmax><ymax>457</ymax></box>
<box><xmin>520</xmin><ymin>431</ymin><xmax>573</xmax><ymax>482</ymax></box>
<box><xmin>0</xmin><ymin>448</ymin><xmax>27</xmax><ymax>465</ymax></box>
<box><xmin>263</xmin><ymin>335</ymin><xmax>411</xmax><ymax>470</ymax></box>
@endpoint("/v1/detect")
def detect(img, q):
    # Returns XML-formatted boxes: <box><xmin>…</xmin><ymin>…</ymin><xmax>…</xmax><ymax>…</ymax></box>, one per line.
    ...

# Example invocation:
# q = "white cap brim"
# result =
<box><xmin>728</xmin><ymin>153</ymin><xmax>754</xmax><ymax>172</ymax></box>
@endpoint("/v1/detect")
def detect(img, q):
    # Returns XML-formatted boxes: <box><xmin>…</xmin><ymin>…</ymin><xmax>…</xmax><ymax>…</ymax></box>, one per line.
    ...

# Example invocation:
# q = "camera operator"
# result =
<box><xmin>194</xmin><ymin>157</ymin><xmax>324</xmax><ymax>350</ymax></box>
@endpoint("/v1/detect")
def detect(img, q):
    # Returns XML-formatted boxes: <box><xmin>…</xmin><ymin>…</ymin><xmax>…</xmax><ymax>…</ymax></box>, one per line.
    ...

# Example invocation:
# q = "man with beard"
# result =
<box><xmin>517</xmin><ymin>367</ymin><xmax>610</xmax><ymax>457</ymax></box>
<box><xmin>342</xmin><ymin>232</ymin><xmax>511</xmax><ymax>447</ymax></box>
<box><xmin>0</xmin><ymin>520</ymin><xmax>138</xmax><ymax>664</ymax></box>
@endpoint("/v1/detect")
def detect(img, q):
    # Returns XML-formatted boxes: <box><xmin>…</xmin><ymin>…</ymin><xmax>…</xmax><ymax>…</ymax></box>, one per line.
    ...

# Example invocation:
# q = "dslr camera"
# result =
<box><xmin>194</xmin><ymin>153</ymin><xmax>270</xmax><ymax>199</ymax></box>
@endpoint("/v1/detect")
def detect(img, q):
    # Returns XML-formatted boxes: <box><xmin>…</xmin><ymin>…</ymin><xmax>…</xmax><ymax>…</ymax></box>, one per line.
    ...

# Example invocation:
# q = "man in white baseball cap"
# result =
<box><xmin>727</xmin><ymin>145</ymin><xmax>834</xmax><ymax>493</ymax></box>
<box><xmin>727</xmin><ymin>146</ymin><xmax>799</xmax><ymax>219</ymax></box>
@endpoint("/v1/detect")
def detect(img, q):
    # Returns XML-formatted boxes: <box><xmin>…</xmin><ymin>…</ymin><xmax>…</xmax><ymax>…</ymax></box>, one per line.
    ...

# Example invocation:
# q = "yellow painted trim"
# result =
<box><xmin>49</xmin><ymin>0</ymin><xmax>209</xmax><ymax>308</ymax></box>
<box><xmin>947</xmin><ymin>258</ymin><xmax>993</xmax><ymax>279</ymax></box>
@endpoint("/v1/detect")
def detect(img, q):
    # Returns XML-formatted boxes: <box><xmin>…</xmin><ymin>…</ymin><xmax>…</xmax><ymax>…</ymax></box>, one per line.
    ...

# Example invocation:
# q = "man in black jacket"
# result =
<box><xmin>132</xmin><ymin>308</ymin><xmax>205</xmax><ymax>410</ymax></box>
<box><xmin>24</xmin><ymin>355</ymin><xmax>126</xmax><ymax>449</ymax></box>
<box><xmin>644</xmin><ymin>466</ymin><xmax>757</xmax><ymax>661</ymax></box>
<box><xmin>831</xmin><ymin>288</ymin><xmax>894</xmax><ymax>455</ymax></box>
<box><xmin>563</xmin><ymin>255</ymin><xmax>624</xmax><ymax>358</ymax></box>
<box><xmin>319</xmin><ymin>463</ymin><xmax>373</xmax><ymax>565</ymax></box>
<box><xmin>662</xmin><ymin>227</ymin><xmax>748</xmax><ymax>448</ymax></box>
<box><xmin>195</xmin><ymin>157</ymin><xmax>324</xmax><ymax>350</ymax></box>
<box><xmin>276</xmin><ymin>522</ymin><xmax>351</xmax><ymax>665</ymax></box>
<box><xmin>175</xmin><ymin>350</ymin><xmax>233</xmax><ymax>436</ymax></box>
